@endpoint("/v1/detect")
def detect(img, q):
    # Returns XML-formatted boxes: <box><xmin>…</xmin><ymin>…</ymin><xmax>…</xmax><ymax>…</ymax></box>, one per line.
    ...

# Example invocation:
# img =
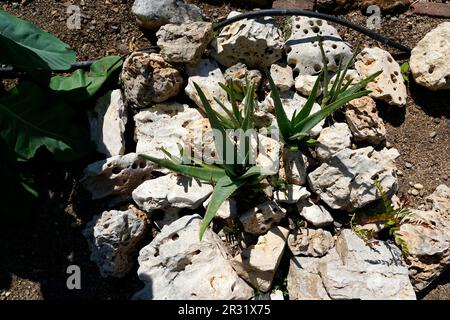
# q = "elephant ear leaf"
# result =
<box><xmin>0</xmin><ymin>82</ymin><xmax>92</xmax><ymax>161</ymax></box>
<box><xmin>0</xmin><ymin>9</ymin><xmax>76</xmax><ymax>70</ymax></box>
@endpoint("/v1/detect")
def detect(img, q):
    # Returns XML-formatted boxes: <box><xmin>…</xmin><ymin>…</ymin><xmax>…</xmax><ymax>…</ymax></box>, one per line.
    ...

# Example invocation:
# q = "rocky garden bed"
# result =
<box><xmin>0</xmin><ymin>0</ymin><xmax>449</xmax><ymax>300</ymax></box>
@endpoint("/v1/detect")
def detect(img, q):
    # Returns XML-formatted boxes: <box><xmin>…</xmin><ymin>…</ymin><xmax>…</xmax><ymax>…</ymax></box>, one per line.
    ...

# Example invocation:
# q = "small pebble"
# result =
<box><xmin>430</xmin><ymin>131</ymin><xmax>437</xmax><ymax>139</ymax></box>
<box><xmin>405</xmin><ymin>162</ymin><xmax>413</xmax><ymax>169</ymax></box>
<box><xmin>397</xmin><ymin>170</ymin><xmax>403</xmax><ymax>176</ymax></box>
<box><xmin>419</xmin><ymin>190</ymin><xmax>425</xmax><ymax>197</ymax></box>
<box><xmin>386</xmin><ymin>141</ymin><xmax>392</xmax><ymax>148</ymax></box>
<box><xmin>410</xmin><ymin>189</ymin><xmax>419</xmax><ymax>196</ymax></box>
<box><xmin>5</xmin><ymin>292</ymin><xmax>11</xmax><ymax>297</ymax></box>
<box><xmin>409</xmin><ymin>181</ymin><xmax>414</xmax><ymax>187</ymax></box>
<box><xmin>414</xmin><ymin>183</ymin><xmax>424</xmax><ymax>190</ymax></box>
<box><xmin>434</xmin><ymin>118</ymin><xmax>441</xmax><ymax>124</ymax></box>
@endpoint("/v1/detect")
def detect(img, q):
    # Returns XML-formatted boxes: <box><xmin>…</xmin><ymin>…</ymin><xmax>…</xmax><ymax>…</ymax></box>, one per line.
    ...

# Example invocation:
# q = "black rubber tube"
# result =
<box><xmin>213</xmin><ymin>9</ymin><xmax>412</xmax><ymax>53</ymax></box>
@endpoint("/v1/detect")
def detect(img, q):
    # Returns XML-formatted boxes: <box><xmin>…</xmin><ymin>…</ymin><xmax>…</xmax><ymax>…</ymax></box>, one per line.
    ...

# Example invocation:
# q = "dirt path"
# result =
<box><xmin>0</xmin><ymin>0</ymin><xmax>448</xmax><ymax>300</ymax></box>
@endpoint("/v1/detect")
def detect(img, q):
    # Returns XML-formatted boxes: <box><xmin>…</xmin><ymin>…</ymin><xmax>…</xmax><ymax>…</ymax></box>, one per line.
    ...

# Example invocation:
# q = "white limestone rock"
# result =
<box><xmin>308</xmin><ymin>147</ymin><xmax>400</xmax><ymax>211</ymax></box>
<box><xmin>273</xmin><ymin>185</ymin><xmax>311</xmax><ymax>204</ymax></box>
<box><xmin>132</xmin><ymin>0</ymin><xmax>203</xmax><ymax>30</ymax></box>
<box><xmin>88</xmin><ymin>90</ymin><xmax>127</xmax><ymax>157</ymax></box>
<box><xmin>83</xmin><ymin>209</ymin><xmax>147</xmax><ymax>278</ymax></box>
<box><xmin>279</xmin><ymin>148</ymin><xmax>310</xmax><ymax>186</ymax></box>
<box><xmin>287</xmin><ymin>257</ymin><xmax>331</xmax><ymax>300</ymax></box>
<box><xmin>286</xmin><ymin>17</ymin><xmax>353</xmax><ymax>76</ymax></box>
<box><xmin>270</xmin><ymin>64</ymin><xmax>294</xmax><ymax>92</ymax></box>
<box><xmin>132</xmin><ymin>174</ymin><xmax>213</xmax><ymax>212</ymax></box>
<box><xmin>134</xmin><ymin>102</ymin><xmax>203</xmax><ymax>158</ymax></box>
<box><xmin>288</xmin><ymin>230</ymin><xmax>416</xmax><ymax>300</ymax></box>
<box><xmin>295</xmin><ymin>74</ymin><xmax>322</xmax><ymax>96</ymax></box>
<box><xmin>297</xmin><ymin>199</ymin><xmax>334</xmax><ymax>227</ymax></box>
<box><xmin>185</xmin><ymin>59</ymin><xmax>230</xmax><ymax>115</ymax></box>
<box><xmin>224</xmin><ymin>63</ymin><xmax>263</xmax><ymax>89</ymax></box>
<box><xmin>80</xmin><ymin>153</ymin><xmax>155</xmax><ymax>205</ymax></box>
<box><xmin>288</xmin><ymin>228</ymin><xmax>335</xmax><ymax>257</ymax></box>
<box><xmin>211</xmin><ymin>11</ymin><xmax>284</xmax><ymax>68</ymax></box>
<box><xmin>121</xmin><ymin>52</ymin><xmax>183</xmax><ymax>108</ymax></box>
<box><xmin>156</xmin><ymin>22</ymin><xmax>213</xmax><ymax>64</ymax></box>
<box><xmin>355</xmin><ymin>47</ymin><xmax>407</xmax><ymax>107</ymax></box>
<box><xmin>316</xmin><ymin>122</ymin><xmax>352</xmax><ymax>161</ymax></box>
<box><xmin>133</xmin><ymin>214</ymin><xmax>254</xmax><ymax>300</ymax></box>
<box><xmin>410</xmin><ymin>22</ymin><xmax>450</xmax><ymax>91</ymax></box>
<box><xmin>345</xmin><ymin>96</ymin><xmax>386</xmax><ymax>144</ymax></box>
<box><xmin>239</xmin><ymin>201</ymin><xmax>286</xmax><ymax>235</ymax></box>
<box><xmin>231</xmin><ymin>226</ymin><xmax>289</xmax><ymax>292</ymax></box>
<box><xmin>396</xmin><ymin>185</ymin><xmax>450</xmax><ymax>291</ymax></box>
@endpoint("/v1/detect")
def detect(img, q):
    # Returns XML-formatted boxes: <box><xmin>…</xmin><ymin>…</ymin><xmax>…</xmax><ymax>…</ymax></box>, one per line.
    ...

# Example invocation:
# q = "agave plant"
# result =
<box><xmin>140</xmin><ymin>81</ymin><xmax>271</xmax><ymax>240</ymax></box>
<box><xmin>267</xmin><ymin>39</ymin><xmax>382</xmax><ymax>151</ymax></box>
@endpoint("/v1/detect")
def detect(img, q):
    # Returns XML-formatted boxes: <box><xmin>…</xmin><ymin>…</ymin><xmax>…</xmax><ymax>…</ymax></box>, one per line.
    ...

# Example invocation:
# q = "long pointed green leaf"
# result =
<box><xmin>199</xmin><ymin>176</ymin><xmax>244</xmax><ymax>240</ymax></box>
<box><xmin>293</xmin><ymin>90</ymin><xmax>371</xmax><ymax>134</ymax></box>
<box><xmin>193</xmin><ymin>82</ymin><xmax>236</xmax><ymax>174</ymax></box>
<box><xmin>139</xmin><ymin>154</ymin><xmax>226</xmax><ymax>183</ymax></box>
<box><xmin>337</xmin><ymin>71</ymin><xmax>382</xmax><ymax>100</ymax></box>
<box><xmin>266</xmin><ymin>70</ymin><xmax>292</xmax><ymax>143</ymax></box>
<box><xmin>293</xmin><ymin>71</ymin><xmax>323</xmax><ymax>124</ymax></box>
<box><xmin>213</xmin><ymin>97</ymin><xmax>240</xmax><ymax>128</ymax></box>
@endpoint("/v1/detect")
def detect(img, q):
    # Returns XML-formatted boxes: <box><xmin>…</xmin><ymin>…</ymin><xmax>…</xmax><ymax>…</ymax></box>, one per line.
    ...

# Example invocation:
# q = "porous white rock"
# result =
<box><xmin>239</xmin><ymin>201</ymin><xmax>286</xmax><ymax>235</ymax></box>
<box><xmin>83</xmin><ymin>209</ymin><xmax>147</xmax><ymax>278</ymax></box>
<box><xmin>80</xmin><ymin>153</ymin><xmax>155</xmax><ymax>205</ymax></box>
<box><xmin>156</xmin><ymin>22</ymin><xmax>213</xmax><ymax>64</ymax></box>
<box><xmin>256</xmin><ymin>134</ymin><xmax>281</xmax><ymax>175</ymax></box>
<box><xmin>134</xmin><ymin>102</ymin><xmax>203</xmax><ymax>158</ymax></box>
<box><xmin>224</xmin><ymin>63</ymin><xmax>263</xmax><ymax>89</ymax></box>
<box><xmin>288</xmin><ymin>228</ymin><xmax>335</xmax><ymax>257</ymax></box>
<box><xmin>121</xmin><ymin>52</ymin><xmax>183</xmax><ymax>108</ymax></box>
<box><xmin>308</xmin><ymin>147</ymin><xmax>400</xmax><ymax>211</ymax></box>
<box><xmin>273</xmin><ymin>185</ymin><xmax>311</xmax><ymax>204</ymax></box>
<box><xmin>286</xmin><ymin>17</ymin><xmax>353</xmax><ymax>76</ymax></box>
<box><xmin>132</xmin><ymin>174</ymin><xmax>213</xmax><ymax>212</ymax></box>
<box><xmin>288</xmin><ymin>230</ymin><xmax>416</xmax><ymax>300</ymax></box>
<box><xmin>270</xmin><ymin>64</ymin><xmax>294</xmax><ymax>92</ymax></box>
<box><xmin>345</xmin><ymin>96</ymin><xmax>386</xmax><ymax>144</ymax></box>
<box><xmin>231</xmin><ymin>226</ymin><xmax>289</xmax><ymax>292</ymax></box>
<box><xmin>396</xmin><ymin>185</ymin><xmax>450</xmax><ymax>291</ymax></box>
<box><xmin>316</xmin><ymin>122</ymin><xmax>352</xmax><ymax>161</ymax></box>
<box><xmin>88</xmin><ymin>90</ymin><xmax>127</xmax><ymax>157</ymax></box>
<box><xmin>297</xmin><ymin>199</ymin><xmax>334</xmax><ymax>227</ymax></box>
<box><xmin>211</xmin><ymin>11</ymin><xmax>284</xmax><ymax>68</ymax></box>
<box><xmin>132</xmin><ymin>0</ymin><xmax>203</xmax><ymax>30</ymax></box>
<box><xmin>185</xmin><ymin>59</ymin><xmax>230</xmax><ymax>115</ymax></box>
<box><xmin>355</xmin><ymin>47</ymin><xmax>407</xmax><ymax>107</ymax></box>
<box><xmin>410</xmin><ymin>22</ymin><xmax>450</xmax><ymax>91</ymax></box>
<box><xmin>134</xmin><ymin>214</ymin><xmax>254</xmax><ymax>300</ymax></box>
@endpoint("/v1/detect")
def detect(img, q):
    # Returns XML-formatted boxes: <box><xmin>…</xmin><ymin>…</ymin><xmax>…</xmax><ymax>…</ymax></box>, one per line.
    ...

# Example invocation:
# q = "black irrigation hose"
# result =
<box><xmin>0</xmin><ymin>9</ymin><xmax>412</xmax><ymax>77</ymax></box>
<box><xmin>214</xmin><ymin>9</ymin><xmax>412</xmax><ymax>53</ymax></box>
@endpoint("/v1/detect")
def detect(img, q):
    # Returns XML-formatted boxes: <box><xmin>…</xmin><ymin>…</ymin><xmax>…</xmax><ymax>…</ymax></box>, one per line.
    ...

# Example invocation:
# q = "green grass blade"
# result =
<box><xmin>199</xmin><ymin>176</ymin><xmax>244</xmax><ymax>240</ymax></box>
<box><xmin>139</xmin><ymin>154</ymin><xmax>226</xmax><ymax>183</ymax></box>
<box><xmin>213</xmin><ymin>97</ymin><xmax>240</xmax><ymax>128</ymax></box>
<box><xmin>266</xmin><ymin>69</ymin><xmax>292</xmax><ymax>143</ymax></box>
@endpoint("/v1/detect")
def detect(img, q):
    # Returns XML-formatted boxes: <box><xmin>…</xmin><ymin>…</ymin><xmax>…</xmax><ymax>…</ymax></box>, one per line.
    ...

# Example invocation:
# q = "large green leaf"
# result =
<box><xmin>139</xmin><ymin>154</ymin><xmax>226</xmax><ymax>183</ymax></box>
<box><xmin>0</xmin><ymin>82</ymin><xmax>91</xmax><ymax>161</ymax></box>
<box><xmin>0</xmin><ymin>10</ymin><xmax>76</xmax><ymax>70</ymax></box>
<box><xmin>199</xmin><ymin>176</ymin><xmax>244</xmax><ymax>240</ymax></box>
<box><xmin>50</xmin><ymin>56</ymin><xmax>123</xmax><ymax>101</ymax></box>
